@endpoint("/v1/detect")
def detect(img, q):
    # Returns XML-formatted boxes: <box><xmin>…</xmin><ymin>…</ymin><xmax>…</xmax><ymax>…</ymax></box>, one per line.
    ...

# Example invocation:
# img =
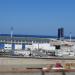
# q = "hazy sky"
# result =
<box><xmin>0</xmin><ymin>0</ymin><xmax>75</xmax><ymax>36</ymax></box>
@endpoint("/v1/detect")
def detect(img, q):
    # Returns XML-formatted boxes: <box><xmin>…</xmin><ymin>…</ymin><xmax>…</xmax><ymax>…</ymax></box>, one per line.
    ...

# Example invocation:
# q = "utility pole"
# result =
<box><xmin>11</xmin><ymin>26</ymin><xmax>13</xmax><ymax>39</ymax></box>
<box><xmin>10</xmin><ymin>26</ymin><xmax>14</xmax><ymax>54</ymax></box>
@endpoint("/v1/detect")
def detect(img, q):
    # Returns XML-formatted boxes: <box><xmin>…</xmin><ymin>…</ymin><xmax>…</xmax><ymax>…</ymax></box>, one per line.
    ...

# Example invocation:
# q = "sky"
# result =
<box><xmin>0</xmin><ymin>0</ymin><xmax>75</xmax><ymax>36</ymax></box>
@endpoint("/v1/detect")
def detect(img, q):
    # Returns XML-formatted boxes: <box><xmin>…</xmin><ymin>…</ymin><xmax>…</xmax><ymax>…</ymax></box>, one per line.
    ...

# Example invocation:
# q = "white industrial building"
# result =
<box><xmin>0</xmin><ymin>34</ymin><xmax>75</xmax><ymax>57</ymax></box>
<box><xmin>25</xmin><ymin>43</ymin><xmax>55</xmax><ymax>51</ymax></box>
<box><xmin>0</xmin><ymin>34</ymin><xmax>54</xmax><ymax>51</ymax></box>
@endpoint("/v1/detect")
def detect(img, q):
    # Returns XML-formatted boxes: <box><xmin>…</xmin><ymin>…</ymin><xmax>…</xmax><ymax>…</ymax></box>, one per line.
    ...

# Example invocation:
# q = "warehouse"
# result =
<box><xmin>0</xmin><ymin>34</ymin><xmax>55</xmax><ymax>51</ymax></box>
<box><xmin>0</xmin><ymin>34</ymin><xmax>75</xmax><ymax>57</ymax></box>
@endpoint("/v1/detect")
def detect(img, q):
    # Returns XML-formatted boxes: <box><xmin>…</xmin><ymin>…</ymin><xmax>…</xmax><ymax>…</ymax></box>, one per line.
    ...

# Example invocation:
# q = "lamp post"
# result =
<box><xmin>70</xmin><ymin>32</ymin><xmax>72</xmax><ymax>42</ymax></box>
<box><xmin>10</xmin><ymin>26</ymin><xmax>14</xmax><ymax>55</ymax></box>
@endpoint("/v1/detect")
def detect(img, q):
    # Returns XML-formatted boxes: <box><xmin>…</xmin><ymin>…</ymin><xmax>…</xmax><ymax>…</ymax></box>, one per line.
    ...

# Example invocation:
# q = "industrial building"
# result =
<box><xmin>0</xmin><ymin>28</ymin><xmax>75</xmax><ymax>57</ymax></box>
<box><xmin>0</xmin><ymin>27</ymin><xmax>70</xmax><ymax>51</ymax></box>
<box><xmin>0</xmin><ymin>34</ymin><xmax>56</xmax><ymax>57</ymax></box>
<box><xmin>0</xmin><ymin>34</ymin><xmax>56</xmax><ymax>51</ymax></box>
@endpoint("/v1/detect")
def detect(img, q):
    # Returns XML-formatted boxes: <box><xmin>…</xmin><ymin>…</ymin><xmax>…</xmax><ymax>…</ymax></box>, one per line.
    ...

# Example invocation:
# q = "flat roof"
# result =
<box><xmin>0</xmin><ymin>34</ymin><xmax>57</xmax><ymax>38</ymax></box>
<box><xmin>0</xmin><ymin>34</ymin><xmax>75</xmax><ymax>39</ymax></box>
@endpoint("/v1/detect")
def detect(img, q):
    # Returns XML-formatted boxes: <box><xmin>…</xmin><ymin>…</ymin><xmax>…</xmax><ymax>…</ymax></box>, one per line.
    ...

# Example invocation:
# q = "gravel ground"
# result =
<box><xmin>0</xmin><ymin>57</ymin><xmax>75</xmax><ymax>65</ymax></box>
<box><xmin>0</xmin><ymin>57</ymin><xmax>75</xmax><ymax>75</ymax></box>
